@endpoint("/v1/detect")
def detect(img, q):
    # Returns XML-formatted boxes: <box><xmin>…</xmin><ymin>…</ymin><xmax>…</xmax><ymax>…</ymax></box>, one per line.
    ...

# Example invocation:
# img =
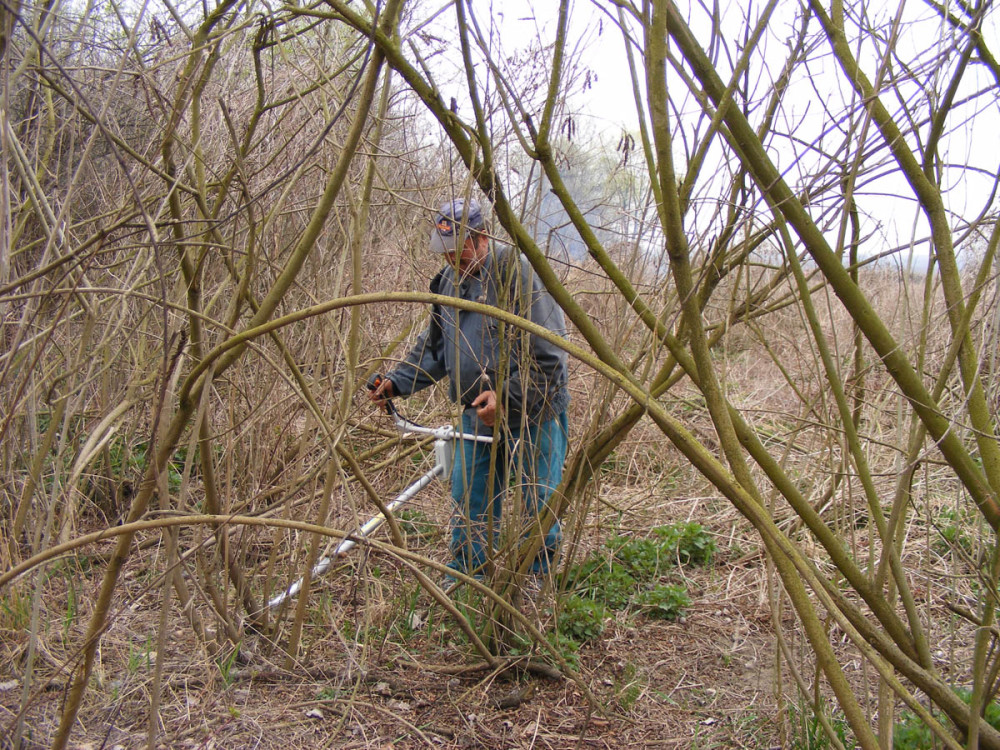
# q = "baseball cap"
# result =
<box><xmin>429</xmin><ymin>198</ymin><xmax>485</xmax><ymax>253</ymax></box>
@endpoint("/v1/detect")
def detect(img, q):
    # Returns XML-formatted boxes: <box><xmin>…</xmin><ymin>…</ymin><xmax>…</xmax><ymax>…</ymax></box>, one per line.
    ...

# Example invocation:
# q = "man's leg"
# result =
<box><xmin>519</xmin><ymin>411</ymin><xmax>568</xmax><ymax>574</ymax></box>
<box><xmin>449</xmin><ymin>411</ymin><xmax>503</xmax><ymax>575</ymax></box>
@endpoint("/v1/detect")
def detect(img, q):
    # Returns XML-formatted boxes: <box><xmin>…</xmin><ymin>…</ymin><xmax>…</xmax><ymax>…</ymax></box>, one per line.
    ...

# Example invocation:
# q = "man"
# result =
<box><xmin>369</xmin><ymin>198</ymin><xmax>570</xmax><ymax>578</ymax></box>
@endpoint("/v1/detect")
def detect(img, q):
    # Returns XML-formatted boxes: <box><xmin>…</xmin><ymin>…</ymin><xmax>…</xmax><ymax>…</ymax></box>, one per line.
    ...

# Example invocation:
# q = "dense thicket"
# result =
<box><xmin>2</xmin><ymin>1</ymin><xmax>999</xmax><ymax>748</ymax></box>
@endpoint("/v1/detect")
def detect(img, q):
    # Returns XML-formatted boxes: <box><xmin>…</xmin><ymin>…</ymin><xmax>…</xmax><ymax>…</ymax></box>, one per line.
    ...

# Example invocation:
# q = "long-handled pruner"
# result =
<box><xmin>266</xmin><ymin>375</ymin><xmax>493</xmax><ymax>609</ymax></box>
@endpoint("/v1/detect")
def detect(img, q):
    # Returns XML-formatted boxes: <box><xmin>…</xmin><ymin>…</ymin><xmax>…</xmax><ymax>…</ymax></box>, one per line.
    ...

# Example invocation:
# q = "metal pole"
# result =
<box><xmin>391</xmin><ymin>411</ymin><xmax>494</xmax><ymax>443</ymax></box>
<box><xmin>266</xmin><ymin>398</ymin><xmax>495</xmax><ymax>610</ymax></box>
<box><xmin>333</xmin><ymin>463</ymin><xmax>445</xmax><ymax>557</ymax></box>
<box><xmin>267</xmin><ymin>462</ymin><xmax>445</xmax><ymax>609</ymax></box>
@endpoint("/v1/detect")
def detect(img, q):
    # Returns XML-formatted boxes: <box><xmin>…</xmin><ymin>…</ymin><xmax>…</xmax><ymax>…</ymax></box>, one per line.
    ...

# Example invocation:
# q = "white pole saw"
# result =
<box><xmin>267</xmin><ymin>375</ymin><xmax>492</xmax><ymax>609</ymax></box>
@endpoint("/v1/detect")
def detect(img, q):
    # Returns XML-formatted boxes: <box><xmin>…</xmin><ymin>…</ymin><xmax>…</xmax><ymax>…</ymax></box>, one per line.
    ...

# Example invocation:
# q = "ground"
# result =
<box><xmin>4</xmin><ymin>447</ymin><xmax>974</xmax><ymax>750</ymax></box>
<box><xmin>1</xmin><ymin>484</ymin><xmax>811</xmax><ymax>749</ymax></box>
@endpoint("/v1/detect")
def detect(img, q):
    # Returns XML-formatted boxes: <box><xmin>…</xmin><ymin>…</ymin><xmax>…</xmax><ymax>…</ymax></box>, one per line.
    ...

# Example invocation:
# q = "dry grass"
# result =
<box><xmin>6</xmin><ymin>453</ymin><xmax>982</xmax><ymax>749</ymax></box>
<box><xmin>1</xmin><ymin>484</ymin><xmax>783</xmax><ymax>749</ymax></box>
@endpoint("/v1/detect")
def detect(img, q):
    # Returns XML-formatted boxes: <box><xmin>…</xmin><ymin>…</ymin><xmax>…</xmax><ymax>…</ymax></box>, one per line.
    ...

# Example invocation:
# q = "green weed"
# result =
<box><xmin>216</xmin><ymin>645</ymin><xmax>242</xmax><ymax>688</ymax></box>
<box><xmin>615</xmin><ymin>663</ymin><xmax>644</xmax><ymax>712</ymax></box>
<box><xmin>390</xmin><ymin>585</ymin><xmax>423</xmax><ymax>641</ymax></box>
<box><xmin>894</xmin><ymin>688</ymin><xmax>1000</xmax><ymax>748</ymax></box>
<box><xmin>84</xmin><ymin>437</ymin><xmax>191</xmax><ymax>514</ymax></box>
<box><xmin>599</xmin><ymin>451</ymin><xmax>631</xmax><ymax>480</ymax></box>
<box><xmin>312</xmin><ymin>591</ymin><xmax>335</xmax><ymax>625</ymax></box>
<box><xmin>127</xmin><ymin>637</ymin><xmax>154</xmax><ymax>674</ymax></box>
<box><xmin>565</xmin><ymin>558</ymin><xmax>636</xmax><ymax>609</ymax></box>
<box><xmin>606</xmin><ymin>535</ymin><xmax>670</xmax><ymax>579</ymax></box>
<box><xmin>109</xmin><ymin>438</ymin><xmax>203</xmax><ymax>493</ymax></box>
<box><xmin>510</xmin><ymin>630</ymin><xmax>581</xmax><ymax>670</ymax></box>
<box><xmin>653</xmin><ymin>521</ymin><xmax>716</xmax><ymax>566</ymax></box>
<box><xmin>556</xmin><ymin>596</ymin><xmax>607</xmax><ymax>642</ymax></box>
<box><xmin>635</xmin><ymin>584</ymin><xmax>690</xmax><ymax>620</ymax></box>
<box><xmin>63</xmin><ymin>573</ymin><xmax>78</xmax><ymax>641</ymax></box>
<box><xmin>931</xmin><ymin>507</ymin><xmax>974</xmax><ymax>557</ymax></box>
<box><xmin>559</xmin><ymin>523</ymin><xmax>701</xmax><ymax>643</ymax></box>
<box><xmin>545</xmin><ymin>631</ymin><xmax>581</xmax><ymax>669</ymax></box>
<box><xmin>788</xmin><ymin>698</ymin><xmax>851</xmax><ymax>750</ymax></box>
<box><xmin>0</xmin><ymin>588</ymin><xmax>30</xmax><ymax>631</ymax></box>
<box><xmin>341</xmin><ymin>620</ymin><xmax>356</xmax><ymax>639</ymax></box>
<box><xmin>397</xmin><ymin>508</ymin><xmax>439</xmax><ymax>541</ymax></box>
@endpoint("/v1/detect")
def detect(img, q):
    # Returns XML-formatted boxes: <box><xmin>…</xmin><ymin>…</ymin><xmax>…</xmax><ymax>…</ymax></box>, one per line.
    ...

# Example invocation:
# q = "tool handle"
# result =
<box><xmin>367</xmin><ymin>373</ymin><xmax>397</xmax><ymax>415</ymax></box>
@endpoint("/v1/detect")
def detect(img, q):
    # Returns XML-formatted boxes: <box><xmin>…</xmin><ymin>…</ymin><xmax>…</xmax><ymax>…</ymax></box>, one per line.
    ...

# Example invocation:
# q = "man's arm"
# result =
<box><xmin>385</xmin><ymin>309</ymin><xmax>447</xmax><ymax>397</ymax></box>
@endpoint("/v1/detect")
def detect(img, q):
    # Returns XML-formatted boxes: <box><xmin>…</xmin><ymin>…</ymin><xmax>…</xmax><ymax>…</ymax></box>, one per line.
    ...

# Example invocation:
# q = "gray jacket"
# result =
<box><xmin>388</xmin><ymin>246</ymin><xmax>570</xmax><ymax>424</ymax></box>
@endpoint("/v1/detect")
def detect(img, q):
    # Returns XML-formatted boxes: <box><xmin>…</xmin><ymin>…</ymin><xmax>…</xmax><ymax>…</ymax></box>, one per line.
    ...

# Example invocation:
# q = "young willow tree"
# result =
<box><xmin>1</xmin><ymin>0</ymin><xmax>999</xmax><ymax>747</ymax></box>
<box><xmin>0</xmin><ymin>0</ymin><xmax>440</xmax><ymax>746</ymax></box>
<box><xmin>315</xmin><ymin>1</ymin><xmax>1000</xmax><ymax>749</ymax></box>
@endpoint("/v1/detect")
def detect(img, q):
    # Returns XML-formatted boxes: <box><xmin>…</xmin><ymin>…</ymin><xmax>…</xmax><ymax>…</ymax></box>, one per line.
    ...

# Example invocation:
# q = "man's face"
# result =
<box><xmin>444</xmin><ymin>234</ymin><xmax>489</xmax><ymax>274</ymax></box>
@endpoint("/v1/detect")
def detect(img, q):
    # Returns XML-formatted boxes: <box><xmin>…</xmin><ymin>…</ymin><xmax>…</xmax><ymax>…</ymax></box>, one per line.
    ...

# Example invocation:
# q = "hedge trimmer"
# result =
<box><xmin>267</xmin><ymin>375</ymin><xmax>492</xmax><ymax>609</ymax></box>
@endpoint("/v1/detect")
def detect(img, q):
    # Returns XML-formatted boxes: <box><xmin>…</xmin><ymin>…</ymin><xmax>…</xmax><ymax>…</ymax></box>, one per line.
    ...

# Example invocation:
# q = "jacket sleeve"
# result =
<box><xmin>498</xmin><ymin>255</ymin><xmax>568</xmax><ymax>416</ymax></box>
<box><xmin>387</xmin><ymin>311</ymin><xmax>447</xmax><ymax>397</ymax></box>
<box><xmin>387</xmin><ymin>274</ymin><xmax>449</xmax><ymax>397</ymax></box>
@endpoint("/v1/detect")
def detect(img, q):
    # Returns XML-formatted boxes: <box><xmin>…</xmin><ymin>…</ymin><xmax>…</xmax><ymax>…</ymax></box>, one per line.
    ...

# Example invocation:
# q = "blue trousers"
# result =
<box><xmin>449</xmin><ymin>410</ymin><xmax>568</xmax><ymax>575</ymax></box>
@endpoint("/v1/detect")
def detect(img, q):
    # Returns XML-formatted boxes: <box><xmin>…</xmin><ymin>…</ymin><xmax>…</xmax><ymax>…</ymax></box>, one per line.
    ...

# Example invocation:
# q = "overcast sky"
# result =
<box><xmin>412</xmin><ymin>0</ymin><xmax>999</xmax><ymax>270</ymax></box>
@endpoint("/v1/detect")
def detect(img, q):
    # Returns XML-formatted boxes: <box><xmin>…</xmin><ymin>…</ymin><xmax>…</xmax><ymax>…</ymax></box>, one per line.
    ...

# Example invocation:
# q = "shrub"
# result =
<box><xmin>606</xmin><ymin>535</ymin><xmax>668</xmax><ymax>579</ymax></box>
<box><xmin>653</xmin><ymin>522</ymin><xmax>716</xmax><ymax>566</ymax></box>
<box><xmin>557</xmin><ymin>596</ymin><xmax>607</xmax><ymax>642</ymax></box>
<box><xmin>565</xmin><ymin>558</ymin><xmax>637</xmax><ymax>609</ymax></box>
<box><xmin>635</xmin><ymin>584</ymin><xmax>690</xmax><ymax>620</ymax></box>
<box><xmin>894</xmin><ymin>688</ymin><xmax>1000</xmax><ymax>749</ymax></box>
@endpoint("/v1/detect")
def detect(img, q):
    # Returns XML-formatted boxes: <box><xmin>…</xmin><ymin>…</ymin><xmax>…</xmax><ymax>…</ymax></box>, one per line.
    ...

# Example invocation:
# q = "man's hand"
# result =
<box><xmin>471</xmin><ymin>390</ymin><xmax>498</xmax><ymax>427</ymax></box>
<box><xmin>368</xmin><ymin>376</ymin><xmax>395</xmax><ymax>406</ymax></box>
